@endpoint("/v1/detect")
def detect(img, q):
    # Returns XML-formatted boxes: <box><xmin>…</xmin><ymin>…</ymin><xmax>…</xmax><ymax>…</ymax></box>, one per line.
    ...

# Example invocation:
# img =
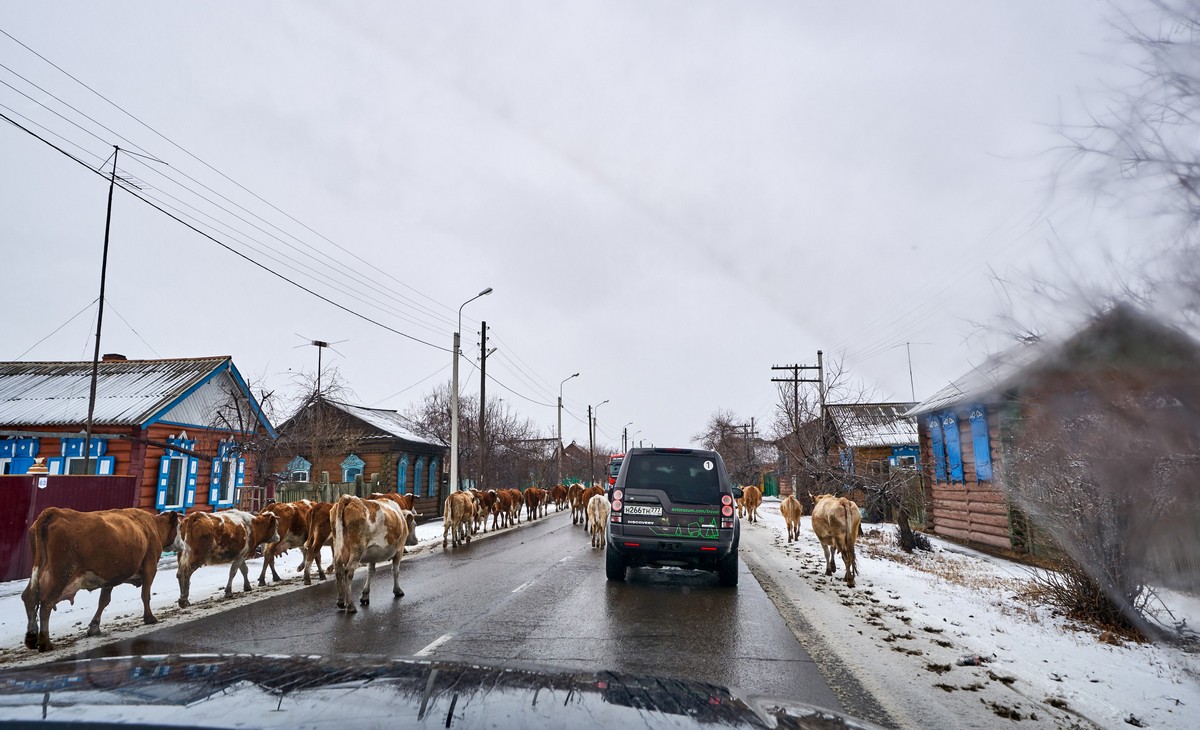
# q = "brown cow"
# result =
<box><xmin>176</xmin><ymin>509</ymin><xmax>279</xmax><ymax>608</ymax></box>
<box><xmin>23</xmin><ymin>507</ymin><xmax>180</xmax><ymax>652</ymax></box>
<box><xmin>579</xmin><ymin>486</ymin><xmax>603</xmax><ymax>531</ymax></box>
<box><xmin>741</xmin><ymin>485</ymin><xmax>763</xmax><ymax>524</ymax></box>
<box><xmin>503</xmin><ymin>488</ymin><xmax>523</xmax><ymax>525</ymax></box>
<box><xmin>811</xmin><ymin>494</ymin><xmax>862</xmax><ymax>587</ymax></box>
<box><xmin>492</xmin><ymin>488</ymin><xmax>514</xmax><ymax>530</ymax></box>
<box><xmin>257</xmin><ymin>499</ymin><xmax>314</xmax><ymax>586</ymax></box>
<box><xmin>780</xmin><ymin>494</ymin><xmax>804</xmax><ymax>544</ymax></box>
<box><xmin>330</xmin><ymin>494</ymin><xmax>418</xmax><ymax>612</ymax></box>
<box><xmin>369</xmin><ymin>492</ymin><xmax>416</xmax><ymax>511</ymax></box>
<box><xmin>443</xmin><ymin>490</ymin><xmax>475</xmax><ymax>548</ymax></box>
<box><xmin>550</xmin><ymin>484</ymin><xmax>568</xmax><ymax>511</ymax></box>
<box><xmin>300</xmin><ymin>501</ymin><xmax>335</xmax><ymax>585</ymax></box>
<box><xmin>523</xmin><ymin>487</ymin><xmax>546</xmax><ymax>522</ymax></box>
<box><xmin>567</xmin><ymin>484</ymin><xmax>584</xmax><ymax>524</ymax></box>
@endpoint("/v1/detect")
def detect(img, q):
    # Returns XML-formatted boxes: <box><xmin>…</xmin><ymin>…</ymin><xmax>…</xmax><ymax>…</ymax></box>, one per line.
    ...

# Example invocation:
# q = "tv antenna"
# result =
<box><xmin>294</xmin><ymin>335</ymin><xmax>347</xmax><ymax>399</ymax></box>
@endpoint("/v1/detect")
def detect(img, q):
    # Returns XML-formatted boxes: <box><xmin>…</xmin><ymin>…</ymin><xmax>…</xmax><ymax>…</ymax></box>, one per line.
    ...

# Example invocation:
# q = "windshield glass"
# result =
<box><xmin>623</xmin><ymin>453</ymin><xmax>720</xmax><ymax>503</ymax></box>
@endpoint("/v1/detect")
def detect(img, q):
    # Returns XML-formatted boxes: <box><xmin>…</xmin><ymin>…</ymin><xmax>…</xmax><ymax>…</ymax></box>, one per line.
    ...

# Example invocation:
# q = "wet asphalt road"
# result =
<box><xmin>78</xmin><ymin>509</ymin><xmax>843</xmax><ymax>711</ymax></box>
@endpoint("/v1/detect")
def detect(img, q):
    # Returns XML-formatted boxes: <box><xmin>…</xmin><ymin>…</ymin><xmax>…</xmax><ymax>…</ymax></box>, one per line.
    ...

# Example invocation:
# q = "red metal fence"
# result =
<box><xmin>0</xmin><ymin>475</ymin><xmax>139</xmax><ymax>582</ymax></box>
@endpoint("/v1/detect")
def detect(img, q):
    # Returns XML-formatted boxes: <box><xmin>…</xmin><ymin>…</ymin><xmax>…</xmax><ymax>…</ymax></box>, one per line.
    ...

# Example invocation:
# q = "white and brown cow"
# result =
<box><xmin>176</xmin><ymin>509</ymin><xmax>279</xmax><ymax>608</ymax></box>
<box><xmin>779</xmin><ymin>494</ymin><xmax>804</xmax><ymax>544</ymax></box>
<box><xmin>586</xmin><ymin>492</ymin><xmax>609</xmax><ymax>549</ymax></box>
<box><xmin>257</xmin><ymin>499</ymin><xmax>314</xmax><ymax>586</ymax></box>
<box><xmin>300</xmin><ymin>501</ymin><xmax>335</xmax><ymax>585</ymax></box>
<box><xmin>330</xmin><ymin>494</ymin><xmax>418</xmax><ymax>613</ymax></box>
<box><xmin>442</xmin><ymin>490</ymin><xmax>475</xmax><ymax>548</ymax></box>
<box><xmin>523</xmin><ymin>487</ymin><xmax>546</xmax><ymax>522</ymax></box>
<box><xmin>579</xmin><ymin>486</ymin><xmax>604</xmax><ymax>532</ymax></box>
<box><xmin>810</xmin><ymin>494</ymin><xmax>862</xmax><ymax>587</ymax></box>
<box><xmin>23</xmin><ymin>507</ymin><xmax>180</xmax><ymax>652</ymax></box>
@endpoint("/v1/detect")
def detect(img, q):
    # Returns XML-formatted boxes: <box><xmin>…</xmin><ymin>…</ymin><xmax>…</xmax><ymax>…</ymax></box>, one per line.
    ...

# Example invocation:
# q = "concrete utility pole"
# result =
<box><xmin>557</xmin><ymin>372</ymin><xmax>579</xmax><ymax>484</ymax></box>
<box><xmin>478</xmin><ymin>321</ymin><xmax>492</xmax><ymax>490</ymax></box>
<box><xmin>451</xmin><ymin>287</ymin><xmax>492</xmax><ymax>494</ymax></box>
<box><xmin>621</xmin><ymin>422</ymin><xmax>633</xmax><ymax>452</ymax></box>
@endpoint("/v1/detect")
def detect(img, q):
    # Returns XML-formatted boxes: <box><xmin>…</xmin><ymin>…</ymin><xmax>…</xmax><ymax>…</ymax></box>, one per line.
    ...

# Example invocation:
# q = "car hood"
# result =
<box><xmin>0</xmin><ymin>653</ymin><xmax>879</xmax><ymax>729</ymax></box>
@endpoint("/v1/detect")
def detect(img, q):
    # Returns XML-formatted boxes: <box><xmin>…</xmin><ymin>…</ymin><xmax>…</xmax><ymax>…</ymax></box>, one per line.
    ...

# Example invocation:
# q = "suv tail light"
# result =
<box><xmin>721</xmin><ymin>495</ymin><xmax>732</xmax><ymax>506</ymax></box>
<box><xmin>612</xmin><ymin>499</ymin><xmax>623</xmax><ymax>512</ymax></box>
<box><xmin>721</xmin><ymin>505</ymin><xmax>733</xmax><ymax>517</ymax></box>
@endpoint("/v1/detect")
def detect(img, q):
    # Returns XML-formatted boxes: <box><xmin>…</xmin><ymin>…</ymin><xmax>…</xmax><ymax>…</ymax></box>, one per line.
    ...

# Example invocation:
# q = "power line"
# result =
<box><xmin>12</xmin><ymin>297</ymin><xmax>97</xmax><ymax>360</ymax></box>
<box><xmin>105</xmin><ymin>297</ymin><xmax>162</xmax><ymax>357</ymax></box>
<box><xmin>0</xmin><ymin>28</ymin><xmax>464</xmax><ymax>331</ymax></box>
<box><xmin>0</xmin><ymin>110</ymin><xmax>452</xmax><ymax>353</ymax></box>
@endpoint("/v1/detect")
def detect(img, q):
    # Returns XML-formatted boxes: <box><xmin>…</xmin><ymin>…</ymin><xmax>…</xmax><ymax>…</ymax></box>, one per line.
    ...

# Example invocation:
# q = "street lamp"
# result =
<box><xmin>557</xmin><ymin>372</ymin><xmax>579</xmax><ymax>483</ymax></box>
<box><xmin>622</xmin><ymin>421</ymin><xmax>633</xmax><ymax>451</ymax></box>
<box><xmin>451</xmin><ymin>287</ymin><xmax>492</xmax><ymax>494</ymax></box>
<box><xmin>631</xmin><ymin>430</ymin><xmax>642</xmax><ymax>449</ymax></box>
<box><xmin>589</xmin><ymin>399</ymin><xmax>609</xmax><ymax>486</ymax></box>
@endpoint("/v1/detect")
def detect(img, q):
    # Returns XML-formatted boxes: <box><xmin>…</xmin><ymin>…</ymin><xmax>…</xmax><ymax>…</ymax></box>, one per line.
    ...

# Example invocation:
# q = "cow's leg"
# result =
<box><xmin>334</xmin><ymin>562</ymin><xmax>347</xmax><ymax>610</ymax></box>
<box><xmin>177</xmin><ymin>565</ymin><xmax>192</xmax><ymax>608</ymax></box>
<box><xmin>823</xmin><ymin>542</ymin><xmax>836</xmax><ymax>575</ymax></box>
<box><xmin>239</xmin><ymin>559</ymin><xmax>253</xmax><ymax>592</ymax></box>
<box><xmin>140</xmin><ymin>560</ymin><xmax>159</xmax><ymax>625</ymax></box>
<box><xmin>258</xmin><ymin>545</ymin><xmax>273</xmax><ymax>587</ymax></box>
<box><xmin>315</xmin><ymin>544</ymin><xmax>327</xmax><ymax>580</ymax></box>
<box><xmin>225</xmin><ymin>561</ymin><xmax>240</xmax><ymax>598</ymax></box>
<box><xmin>358</xmin><ymin>562</ymin><xmax>373</xmax><ymax>607</ymax></box>
<box><xmin>22</xmin><ymin>576</ymin><xmax>40</xmax><ymax>650</ymax></box>
<box><xmin>269</xmin><ymin>543</ymin><xmax>284</xmax><ymax>582</ymax></box>
<box><xmin>302</xmin><ymin>544</ymin><xmax>314</xmax><ymax>585</ymax></box>
<box><xmin>391</xmin><ymin>555</ymin><xmax>404</xmax><ymax>598</ymax></box>
<box><xmin>86</xmin><ymin>586</ymin><xmax>114</xmax><ymax>637</ymax></box>
<box><xmin>442</xmin><ymin>522</ymin><xmax>451</xmax><ymax>549</ymax></box>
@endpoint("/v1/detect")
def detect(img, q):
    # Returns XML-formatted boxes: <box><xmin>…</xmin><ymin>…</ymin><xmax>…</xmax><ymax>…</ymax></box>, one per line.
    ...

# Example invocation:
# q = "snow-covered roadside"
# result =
<box><xmin>741</xmin><ymin>499</ymin><xmax>1200</xmax><ymax>730</ymax></box>
<box><xmin>0</xmin><ymin>511</ymin><xmax>548</xmax><ymax>668</ymax></box>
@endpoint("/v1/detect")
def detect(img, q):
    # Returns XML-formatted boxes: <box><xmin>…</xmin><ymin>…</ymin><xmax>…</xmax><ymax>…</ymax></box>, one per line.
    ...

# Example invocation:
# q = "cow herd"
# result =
<box><xmin>20</xmin><ymin>481</ymin><xmax>860</xmax><ymax>653</ymax></box>
<box><xmin>19</xmin><ymin>483</ymin><xmax>615</xmax><ymax>652</ymax></box>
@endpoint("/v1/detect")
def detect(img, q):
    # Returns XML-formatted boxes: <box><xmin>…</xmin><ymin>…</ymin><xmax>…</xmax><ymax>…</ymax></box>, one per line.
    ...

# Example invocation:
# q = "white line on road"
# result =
<box><xmin>414</xmin><ymin>633</ymin><xmax>453</xmax><ymax>657</ymax></box>
<box><xmin>511</xmin><ymin>581</ymin><xmax>532</xmax><ymax>593</ymax></box>
<box><xmin>559</xmin><ymin>555</ymin><xmax>572</xmax><ymax>563</ymax></box>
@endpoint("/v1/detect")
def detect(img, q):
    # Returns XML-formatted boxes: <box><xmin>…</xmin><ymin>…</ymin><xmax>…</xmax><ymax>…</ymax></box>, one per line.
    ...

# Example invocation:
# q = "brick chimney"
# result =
<box><xmin>101</xmin><ymin>353</ymin><xmax>127</xmax><ymax>362</ymax></box>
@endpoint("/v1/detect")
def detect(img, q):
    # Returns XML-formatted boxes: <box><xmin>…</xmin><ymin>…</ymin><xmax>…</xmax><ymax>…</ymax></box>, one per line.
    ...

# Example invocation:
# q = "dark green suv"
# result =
<box><xmin>605</xmin><ymin>447</ymin><xmax>742</xmax><ymax>586</ymax></box>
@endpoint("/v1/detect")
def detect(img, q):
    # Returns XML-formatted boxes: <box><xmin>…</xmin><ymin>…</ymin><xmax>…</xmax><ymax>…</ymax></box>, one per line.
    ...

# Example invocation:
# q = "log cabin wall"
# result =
<box><xmin>920</xmin><ymin>405</ymin><xmax>1015</xmax><ymax>551</ymax></box>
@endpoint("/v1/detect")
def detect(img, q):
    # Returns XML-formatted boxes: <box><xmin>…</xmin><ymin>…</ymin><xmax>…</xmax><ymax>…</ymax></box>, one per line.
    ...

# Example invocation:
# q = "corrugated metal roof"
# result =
<box><xmin>827</xmin><ymin>403</ymin><xmax>918</xmax><ymax>448</ymax></box>
<box><xmin>0</xmin><ymin>357</ymin><xmax>227</xmax><ymax>427</ymax></box>
<box><xmin>324</xmin><ymin>399</ymin><xmax>442</xmax><ymax>449</ymax></box>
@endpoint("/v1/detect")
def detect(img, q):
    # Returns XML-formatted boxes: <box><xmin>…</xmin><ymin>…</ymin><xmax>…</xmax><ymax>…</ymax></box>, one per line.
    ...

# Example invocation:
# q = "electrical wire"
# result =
<box><xmin>12</xmin><ymin>297</ymin><xmax>98</xmax><ymax>360</ymax></box>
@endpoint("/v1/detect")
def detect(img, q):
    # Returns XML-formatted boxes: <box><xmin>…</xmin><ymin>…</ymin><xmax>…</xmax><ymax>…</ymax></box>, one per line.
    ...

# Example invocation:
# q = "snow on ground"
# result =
<box><xmin>741</xmin><ymin>498</ymin><xmax>1200</xmax><ymax>729</ymax></box>
<box><xmin>0</xmin><ymin>513</ymin><xmax>489</xmax><ymax>668</ymax></box>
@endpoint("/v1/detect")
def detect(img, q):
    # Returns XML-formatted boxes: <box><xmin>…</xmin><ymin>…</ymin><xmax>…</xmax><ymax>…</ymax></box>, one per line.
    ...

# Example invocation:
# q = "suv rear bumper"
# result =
<box><xmin>607</xmin><ymin>528</ymin><xmax>738</xmax><ymax>570</ymax></box>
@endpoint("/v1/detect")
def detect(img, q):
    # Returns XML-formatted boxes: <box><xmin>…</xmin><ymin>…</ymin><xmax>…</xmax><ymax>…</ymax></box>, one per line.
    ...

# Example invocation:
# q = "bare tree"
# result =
<box><xmin>270</xmin><ymin>367</ymin><xmax>363</xmax><ymax>493</ymax></box>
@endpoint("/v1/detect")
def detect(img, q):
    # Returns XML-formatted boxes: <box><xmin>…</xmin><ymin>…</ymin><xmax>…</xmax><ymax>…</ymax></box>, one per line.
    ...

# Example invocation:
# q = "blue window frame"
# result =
<box><xmin>414</xmin><ymin>457</ymin><xmax>426</xmax><ymax>499</ymax></box>
<box><xmin>397</xmin><ymin>454</ymin><xmax>409</xmax><ymax>495</ymax></box>
<box><xmin>285</xmin><ymin>455</ymin><xmax>312</xmax><ymax>483</ymax></box>
<box><xmin>927</xmin><ymin>416</ymin><xmax>947</xmax><ymax>482</ymax></box>
<box><xmin>968</xmin><ymin>406</ymin><xmax>993</xmax><ymax>481</ymax></box>
<box><xmin>941</xmin><ymin>413</ymin><xmax>964</xmax><ymax>483</ymax></box>
<box><xmin>1</xmin><ymin>437</ymin><xmax>38</xmax><ymax>475</ymax></box>
<box><xmin>155</xmin><ymin>434</ymin><xmax>197</xmax><ymax>512</ymax></box>
<box><xmin>341</xmin><ymin>453</ymin><xmax>366</xmax><ymax>483</ymax></box>
<box><xmin>209</xmin><ymin>441</ymin><xmax>244</xmax><ymax>510</ymax></box>
<box><xmin>427</xmin><ymin>457</ymin><xmax>439</xmax><ymax>497</ymax></box>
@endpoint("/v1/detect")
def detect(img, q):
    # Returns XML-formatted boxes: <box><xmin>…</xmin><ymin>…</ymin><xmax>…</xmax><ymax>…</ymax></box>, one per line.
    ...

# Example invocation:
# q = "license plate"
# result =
<box><xmin>624</xmin><ymin>505</ymin><xmax>663</xmax><ymax>516</ymax></box>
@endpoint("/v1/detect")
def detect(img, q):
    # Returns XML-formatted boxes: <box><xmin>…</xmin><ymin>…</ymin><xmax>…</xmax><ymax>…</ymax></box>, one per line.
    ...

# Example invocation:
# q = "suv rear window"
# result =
<box><xmin>623</xmin><ymin>453</ymin><xmax>720</xmax><ymax>504</ymax></box>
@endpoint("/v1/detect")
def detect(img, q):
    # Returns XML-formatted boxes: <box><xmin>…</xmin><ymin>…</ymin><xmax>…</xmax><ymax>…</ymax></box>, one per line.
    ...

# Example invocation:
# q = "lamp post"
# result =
<box><xmin>622</xmin><ymin>421</ymin><xmax>633</xmax><ymax>452</ymax></box>
<box><xmin>631</xmin><ymin>430</ymin><xmax>642</xmax><ymax>449</ymax></box>
<box><xmin>557</xmin><ymin>372</ymin><xmax>579</xmax><ymax>484</ymax></box>
<box><xmin>589</xmin><ymin>399</ymin><xmax>609</xmax><ymax>486</ymax></box>
<box><xmin>451</xmin><ymin>287</ymin><xmax>492</xmax><ymax>494</ymax></box>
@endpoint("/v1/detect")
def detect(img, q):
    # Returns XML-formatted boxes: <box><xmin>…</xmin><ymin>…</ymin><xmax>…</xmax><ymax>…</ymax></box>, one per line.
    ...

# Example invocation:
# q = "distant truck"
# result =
<box><xmin>607</xmin><ymin>453</ymin><xmax>625</xmax><ymax>487</ymax></box>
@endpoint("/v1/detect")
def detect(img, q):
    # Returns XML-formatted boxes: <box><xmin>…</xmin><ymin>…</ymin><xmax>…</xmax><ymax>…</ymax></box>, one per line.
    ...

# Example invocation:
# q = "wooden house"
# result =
<box><xmin>0</xmin><ymin>355</ymin><xmax>274</xmax><ymax>513</ymax></box>
<box><xmin>0</xmin><ymin>355</ymin><xmax>275</xmax><ymax>580</ymax></box>
<box><xmin>271</xmin><ymin>397</ymin><xmax>447</xmax><ymax>517</ymax></box>
<box><xmin>907</xmin><ymin>305</ymin><xmax>1200</xmax><ymax>560</ymax></box>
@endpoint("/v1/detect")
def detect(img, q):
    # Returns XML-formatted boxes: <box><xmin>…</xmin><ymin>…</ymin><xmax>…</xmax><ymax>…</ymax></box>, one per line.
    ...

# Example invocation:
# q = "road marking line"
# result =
<box><xmin>559</xmin><ymin>556</ymin><xmax>572</xmax><ymax>563</ymax></box>
<box><xmin>414</xmin><ymin>633</ymin><xmax>452</xmax><ymax>657</ymax></box>
<box><xmin>512</xmin><ymin>581</ymin><xmax>532</xmax><ymax>593</ymax></box>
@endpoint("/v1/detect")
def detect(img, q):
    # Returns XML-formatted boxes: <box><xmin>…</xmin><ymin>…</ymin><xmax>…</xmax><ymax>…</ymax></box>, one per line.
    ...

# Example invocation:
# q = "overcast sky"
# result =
<box><xmin>0</xmin><ymin>2</ymin><xmax>1154</xmax><ymax>448</ymax></box>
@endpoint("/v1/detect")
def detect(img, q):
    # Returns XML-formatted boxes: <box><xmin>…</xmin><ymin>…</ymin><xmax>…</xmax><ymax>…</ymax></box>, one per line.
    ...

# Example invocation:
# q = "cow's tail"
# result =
<box><xmin>27</xmin><ymin>509</ymin><xmax>56</xmax><ymax>600</ymax></box>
